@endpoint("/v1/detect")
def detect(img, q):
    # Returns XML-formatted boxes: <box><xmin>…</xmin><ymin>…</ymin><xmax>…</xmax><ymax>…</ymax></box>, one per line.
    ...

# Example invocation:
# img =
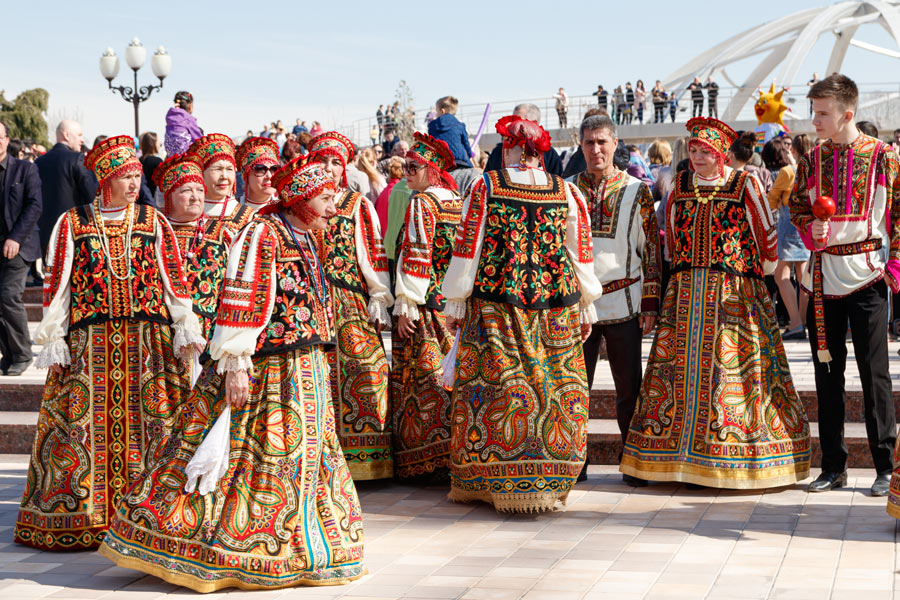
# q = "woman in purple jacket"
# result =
<box><xmin>164</xmin><ymin>91</ymin><xmax>203</xmax><ymax>156</ymax></box>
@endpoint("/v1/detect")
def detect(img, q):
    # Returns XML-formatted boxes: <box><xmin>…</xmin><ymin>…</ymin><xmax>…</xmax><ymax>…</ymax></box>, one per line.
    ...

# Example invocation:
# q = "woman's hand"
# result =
<box><xmin>49</xmin><ymin>364</ymin><xmax>65</xmax><ymax>376</ymax></box>
<box><xmin>581</xmin><ymin>324</ymin><xmax>593</xmax><ymax>342</ymax></box>
<box><xmin>225</xmin><ymin>370</ymin><xmax>250</xmax><ymax>409</ymax></box>
<box><xmin>397</xmin><ymin>315</ymin><xmax>416</xmax><ymax>340</ymax></box>
<box><xmin>447</xmin><ymin>316</ymin><xmax>464</xmax><ymax>334</ymax></box>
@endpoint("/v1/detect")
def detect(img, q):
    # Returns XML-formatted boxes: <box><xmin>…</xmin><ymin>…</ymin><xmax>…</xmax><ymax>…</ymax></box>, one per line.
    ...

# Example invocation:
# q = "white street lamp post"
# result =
<box><xmin>99</xmin><ymin>38</ymin><xmax>171</xmax><ymax>139</ymax></box>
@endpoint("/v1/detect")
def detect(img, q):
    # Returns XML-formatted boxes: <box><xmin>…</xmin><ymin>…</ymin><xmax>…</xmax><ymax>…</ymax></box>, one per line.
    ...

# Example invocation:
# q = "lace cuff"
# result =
<box><xmin>216</xmin><ymin>353</ymin><xmax>254</xmax><ymax>375</ymax></box>
<box><xmin>367</xmin><ymin>297</ymin><xmax>391</xmax><ymax>325</ymax></box>
<box><xmin>444</xmin><ymin>299</ymin><xmax>467</xmax><ymax>321</ymax></box>
<box><xmin>173</xmin><ymin>322</ymin><xmax>206</xmax><ymax>360</ymax></box>
<box><xmin>393</xmin><ymin>296</ymin><xmax>421</xmax><ymax>322</ymax></box>
<box><xmin>580</xmin><ymin>302</ymin><xmax>599</xmax><ymax>325</ymax></box>
<box><xmin>35</xmin><ymin>338</ymin><xmax>70</xmax><ymax>369</ymax></box>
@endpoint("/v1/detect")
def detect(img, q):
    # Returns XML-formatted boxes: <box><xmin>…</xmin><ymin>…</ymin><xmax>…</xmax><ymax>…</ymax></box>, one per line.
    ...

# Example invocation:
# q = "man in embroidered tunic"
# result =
<box><xmin>790</xmin><ymin>74</ymin><xmax>900</xmax><ymax>497</ymax></box>
<box><xmin>567</xmin><ymin>115</ymin><xmax>661</xmax><ymax>486</ymax></box>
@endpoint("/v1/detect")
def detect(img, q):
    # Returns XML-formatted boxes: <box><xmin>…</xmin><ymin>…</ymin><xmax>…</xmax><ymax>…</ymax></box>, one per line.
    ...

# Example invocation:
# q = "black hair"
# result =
<box><xmin>174</xmin><ymin>91</ymin><xmax>193</xmax><ymax>109</ymax></box>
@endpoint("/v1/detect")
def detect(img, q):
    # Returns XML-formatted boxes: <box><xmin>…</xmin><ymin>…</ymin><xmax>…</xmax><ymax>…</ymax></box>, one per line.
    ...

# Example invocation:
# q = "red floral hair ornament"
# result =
<box><xmin>405</xmin><ymin>132</ymin><xmax>458</xmax><ymax>191</ymax></box>
<box><xmin>496</xmin><ymin>115</ymin><xmax>552</xmax><ymax>168</ymax></box>
<box><xmin>307</xmin><ymin>131</ymin><xmax>355</xmax><ymax>188</ymax></box>
<box><xmin>153</xmin><ymin>153</ymin><xmax>205</xmax><ymax>215</ymax></box>
<box><xmin>84</xmin><ymin>135</ymin><xmax>142</xmax><ymax>206</ymax></box>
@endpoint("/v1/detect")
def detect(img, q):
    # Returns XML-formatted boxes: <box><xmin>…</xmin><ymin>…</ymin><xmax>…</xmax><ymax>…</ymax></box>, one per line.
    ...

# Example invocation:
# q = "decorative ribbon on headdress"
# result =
<box><xmin>496</xmin><ymin>115</ymin><xmax>552</xmax><ymax>169</ymax></box>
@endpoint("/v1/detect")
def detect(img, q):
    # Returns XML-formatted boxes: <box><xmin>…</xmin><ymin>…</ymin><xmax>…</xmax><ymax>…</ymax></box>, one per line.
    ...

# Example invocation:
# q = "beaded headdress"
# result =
<box><xmin>496</xmin><ymin>116</ymin><xmax>552</xmax><ymax>169</ymax></box>
<box><xmin>405</xmin><ymin>132</ymin><xmax>458</xmax><ymax>191</ymax></box>
<box><xmin>187</xmin><ymin>133</ymin><xmax>236</xmax><ymax>170</ymax></box>
<box><xmin>686</xmin><ymin>117</ymin><xmax>737</xmax><ymax>158</ymax></box>
<box><xmin>262</xmin><ymin>158</ymin><xmax>336</xmax><ymax>217</ymax></box>
<box><xmin>236</xmin><ymin>136</ymin><xmax>280</xmax><ymax>179</ymax></box>
<box><xmin>84</xmin><ymin>135</ymin><xmax>142</xmax><ymax>206</ymax></box>
<box><xmin>307</xmin><ymin>131</ymin><xmax>355</xmax><ymax>188</ymax></box>
<box><xmin>153</xmin><ymin>153</ymin><xmax>205</xmax><ymax>215</ymax></box>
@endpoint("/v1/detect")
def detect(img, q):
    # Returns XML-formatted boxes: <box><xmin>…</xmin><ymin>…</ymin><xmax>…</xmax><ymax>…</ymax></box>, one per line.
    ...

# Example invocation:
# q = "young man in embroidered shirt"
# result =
<box><xmin>790</xmin><ymin>74</ymin><xmax>900</xmax><ymax>497</ymax></box>
<box><xmin>567</xmin><ymin>114</ymin><xmax>662</xmax><ymax>487</ymax></box>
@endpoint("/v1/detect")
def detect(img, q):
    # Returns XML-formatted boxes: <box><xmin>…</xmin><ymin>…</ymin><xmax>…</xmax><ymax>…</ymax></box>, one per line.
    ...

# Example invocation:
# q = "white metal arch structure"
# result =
<box><xmin>663</xmin><ymin>1</ymin><xmax>900</xmax><ymax>121</ymax></box>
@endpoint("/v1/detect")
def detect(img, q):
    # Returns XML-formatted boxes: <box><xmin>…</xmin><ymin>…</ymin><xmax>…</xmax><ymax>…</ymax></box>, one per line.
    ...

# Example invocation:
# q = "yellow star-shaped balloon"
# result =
<box><xmin>754</xmin><ymin>83</ymin><xmax>789</xmax><ymax>127</ymax></box>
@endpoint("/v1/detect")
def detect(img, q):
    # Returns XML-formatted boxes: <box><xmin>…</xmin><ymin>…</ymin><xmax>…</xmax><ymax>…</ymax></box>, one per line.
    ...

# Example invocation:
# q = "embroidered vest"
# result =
<box><xmin>323</xmin><ymin>190</ymin><xmax>367</xmax><ymax>295</ymax></box>
<box><xmin>69</xmin><ymin>204</ymin><xmax>170</xmax><ymax>329</ymax></box>
<box><xmin>669</xmin><ymin>169</ymin><xmax>763</xmax><ymax>279</ymax></box>
<box><xmin>421</xmin><ymin>192</ymin><xmax>463</xmax><ymax>310</ymax></box>
<box><xmin>473</xmin><ymin>170</ymin><xmax>582</xmax><ymax>309</ymax></box>
<box><xmin>253</xmin><ymin>215</ymin><xmax>334</xmax><ymax>357</ymax></box>
<box><xmin>171</xmin><ymin>218</ymin><xmax>232</xmax><ymax>340</ymax></box>
<box><xmin>220</xmin><ymin>202</ymin><xmax>254</xmax><ymax>235</ymax></box>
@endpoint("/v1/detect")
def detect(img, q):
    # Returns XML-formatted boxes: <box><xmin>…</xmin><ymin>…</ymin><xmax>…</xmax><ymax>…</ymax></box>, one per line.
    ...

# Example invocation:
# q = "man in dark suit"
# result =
<box><xmin>35</xmin><ymin>120</ymin><xmax>96</xmax><ymax>254</ymax></box>
<box><xmin>0</xmin><ymin>119</ymin><xmax>42</xmax><ymax>375</ymax></box>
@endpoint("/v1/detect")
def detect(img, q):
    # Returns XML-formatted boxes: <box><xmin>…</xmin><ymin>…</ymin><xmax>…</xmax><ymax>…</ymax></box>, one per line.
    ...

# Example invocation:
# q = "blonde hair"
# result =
<box><xmin>388</xmin><ymin>156</ymin><xmax>404</xmax><ymax>179</ymax></box>
<box><xmin>647</xmin><ymin>139</ymin><xmax>672</xmax><ymax>166</ymax></box>
<box><xmin>671</xmin><ymin>136</ymin><xmax>690</xmax><ymax>168</ymax></box>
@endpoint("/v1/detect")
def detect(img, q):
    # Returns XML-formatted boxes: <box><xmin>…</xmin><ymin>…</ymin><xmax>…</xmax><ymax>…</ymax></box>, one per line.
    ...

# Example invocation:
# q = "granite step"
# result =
<box><xmin>24</xmin><ymin>286</ymin><xmax>41</xmax><ymax>321</ymax></box>
<box><xmin>0</xmin><ymin>414</ymin><xmax>880</xmax><ymax>468</ymax></box>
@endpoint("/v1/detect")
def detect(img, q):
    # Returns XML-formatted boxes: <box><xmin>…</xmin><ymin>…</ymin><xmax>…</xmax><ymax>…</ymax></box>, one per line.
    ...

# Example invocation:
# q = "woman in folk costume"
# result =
<box><xmin>14</xmin><ymin>136</ymin><xmax>204</xmax><ymax>550</ymax></box>
<box><xmin>98</xmin><ymin>160</ymin><xmax>365</xmax><ymax>592</ymax></box>
<box><xmin>620</xmin><ymin>117</ymin><xmax>810</xmax><ymax>488</ymax></box>
<box><xmin>187</xmin><ymin>133</ymin><xmax>255</xmax><ymax>235</ymax></box>
<box><xmin>153</xmin><ymin>153</ymin><xmax>229</xmax><ymax>343</ymax></box>
<box><xmin>443</xmin><ymin>116</ymin><xmax>603</xmax><ymax>513</ymax></box>
<box><xmin>307</xmin><ymin>131</ymin><xmax>394</xmax><ymax>480</ymax></box>
<box><xmin>392</xmin><ymin>132</ymin><xmax>463</xmax><ymax>479</ymax></box>
<box><xmin>236</xmin><ymin>136</ymin><xmax>280</xmax><ymax>212</ymax></box>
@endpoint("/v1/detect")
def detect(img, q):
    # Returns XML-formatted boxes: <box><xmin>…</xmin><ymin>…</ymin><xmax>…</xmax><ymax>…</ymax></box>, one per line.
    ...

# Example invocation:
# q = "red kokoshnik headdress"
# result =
<box><xmin>153</xmin><ymin>153</ymin><xmax>206</xmax><ymax>215</ymax></box>
<box><xmin>235</xmin><ymin>136</ymin><xmax>280</xmax><ymax>181</ymax></box>
<box><xmin>187</xmin><ymin>133</ymin><xmax>236</xmax><ymax>170</ymax></box>
<box><xmin>306</xmin><ymin>131</ymin><xmax>355</xmax><ymax>188</ymax></box>
<box><xmin>84</xmin><ymin>135</ymin><xmax>142</xmax><ymax>206</ymax></box>
<box><xmin>686</xmin><ymin>117</ymin><xmax>738</xmax><ymax>176</ymax></box>
<box><xmin>262</xmin><ymin>158</ymin><xmax>336</xmax><ymax>219</ymax></box>
<box><xmin>496</xmin><ymin>115</ymin><xmax>552</xmax><ymax>167</ymax></box>
<box><xmin>405</xmin><ymin>131</ymin><xmax>458</xmax><ymax>191</ymax></box>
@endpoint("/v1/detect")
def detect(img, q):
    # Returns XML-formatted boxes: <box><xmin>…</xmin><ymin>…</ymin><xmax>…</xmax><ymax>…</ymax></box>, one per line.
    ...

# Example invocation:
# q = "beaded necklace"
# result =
<box><xmin>692</xmin><ymin>172</ymin><xmax>723</xmax><ymax>204</ymax></box>
<box><xmin>92</xmin><ymin>196</ymin><xmax>134</xmax><ymax>281</ymax></box>
<box><xmin>277</xmin><ymin>212</ymin><xmax>329</xmax><ymax>315</ymax></box>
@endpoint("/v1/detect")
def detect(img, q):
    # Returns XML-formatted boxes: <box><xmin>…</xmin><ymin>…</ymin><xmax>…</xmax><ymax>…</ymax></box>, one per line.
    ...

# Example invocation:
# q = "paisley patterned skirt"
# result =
<box><xmin>328</xmin><ymin>286</ymin><xmax>392</xmax><ymax>480</ymax></box>
<box><xmin>391</xmin><ymin>306</ymin><xmax>454</xmax><ymax>478</ymax></box>
<box><xmin>621</xmin><ymin>269</ymin><xmax>810</xmax><ymax>488</ymax></box>
<box><xmin>15</xmin><ymin>320</ymin><xmax>189</xmax><ymax>551</ymax></box>
<box><xmin>448</xmin><ymin>299</ymin><xmax>588</xmax><ymax>513</ymax></box>
<box><xmin>97</xmin><ymin>345</ymin><xmax>365</xmax><ymax>592</ymax></box>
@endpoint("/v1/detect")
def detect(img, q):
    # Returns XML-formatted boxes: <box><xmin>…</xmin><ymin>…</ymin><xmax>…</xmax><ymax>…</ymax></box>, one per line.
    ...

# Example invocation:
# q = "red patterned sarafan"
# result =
<box><xmin>68</xmin><ymin>204</ymin><xmax>171</xmax><ymax>329</ymax></box>
<box><xmin>322</xmin><ymin>190</ymin><xmax>386</xmax><ymax>295</ymax></box>
<box><xmin>453</xmin><ymin>179</ymin><xmax>487</xmax><ymax>260</ymax></box>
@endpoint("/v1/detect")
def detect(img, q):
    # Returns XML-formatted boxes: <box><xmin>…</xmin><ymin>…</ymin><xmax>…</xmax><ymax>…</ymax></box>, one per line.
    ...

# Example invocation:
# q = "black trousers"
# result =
<box><xmin>708</xmin><ymin>98</ymin><xmax>718</xmax><ymax>118</ymax></box>
<box><xmin>692</xmin><ymin>100</ymin><xmax>703</xmax><ymax>117</ymax></box>
<box><xmin>583</xmin><ymin>317</ymin><xmax>642</xmax><ymax>443</ymax></box>
<box><xmin>0</xmin><ymin>254</ymin><xmax>32</xmax><ymax>363</ymax></box>
<box><xmin>807</xmin><ymin>279</ymin><xmax>896</xmax><ymax>474</ymax></box>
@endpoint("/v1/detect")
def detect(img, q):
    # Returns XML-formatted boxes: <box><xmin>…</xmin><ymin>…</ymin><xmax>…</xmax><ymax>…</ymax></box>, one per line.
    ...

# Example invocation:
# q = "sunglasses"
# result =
<box><xmin>252</xmin><ymin>164</ymin><xmax>279</xmax><ymax>176</ymax></box>
<box><xmin>404</xmin><ymin>162</ymin><xmax>424</xmax><ymax>175</ymax></box>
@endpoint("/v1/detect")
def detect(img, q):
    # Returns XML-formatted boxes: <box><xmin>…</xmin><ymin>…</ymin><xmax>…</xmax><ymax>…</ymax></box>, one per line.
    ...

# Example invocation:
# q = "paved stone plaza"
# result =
<box><xmin>0</xmin><ymin>454</ymin><xmax>898</xmax><ymax>600</ymax></box>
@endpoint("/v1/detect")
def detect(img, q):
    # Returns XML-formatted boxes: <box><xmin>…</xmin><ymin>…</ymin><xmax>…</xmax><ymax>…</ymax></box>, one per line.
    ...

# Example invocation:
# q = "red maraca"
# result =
<box><xmin>811</xmin><ymin>195</ymin><xmax>835</xmax><ymax>246</ymax></box>
<box><xmin>812</xmin><ymin>195</ymin><xmax>836</xmax><ymax>221</ymax></box>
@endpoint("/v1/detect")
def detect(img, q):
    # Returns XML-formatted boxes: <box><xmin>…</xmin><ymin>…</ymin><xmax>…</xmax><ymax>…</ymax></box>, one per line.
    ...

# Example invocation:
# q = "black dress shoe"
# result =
<box><xmin>808</xmin><ymin>470</ymin><xmax>848</xmax><ymax>492</ymax></box>
<box><xmin>0</xmin><ymin>357</ymin><xmax>10</xmax><ymax>375</ymax></box>
<box><xmin>622</xmin><ymin>474</ymin><xmax>648</xmax><ymax>487</ymax></box>
<box><xmin>871</xmin><ymin>473</ymin><xmax>891</xmax><ymax>497</ymax></box>
<box><xmin>5</xmin><ymin>358</ymin><xmax>32</xmax><ymax>376</ymax></box>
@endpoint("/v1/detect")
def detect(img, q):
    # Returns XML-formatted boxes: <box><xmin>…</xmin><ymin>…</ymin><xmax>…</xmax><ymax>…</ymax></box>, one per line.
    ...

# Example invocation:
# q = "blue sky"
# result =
<box><xmin>6</xmin><ymin>1</ymin><xmax>900</xmax><ymax>143</ymax></box>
